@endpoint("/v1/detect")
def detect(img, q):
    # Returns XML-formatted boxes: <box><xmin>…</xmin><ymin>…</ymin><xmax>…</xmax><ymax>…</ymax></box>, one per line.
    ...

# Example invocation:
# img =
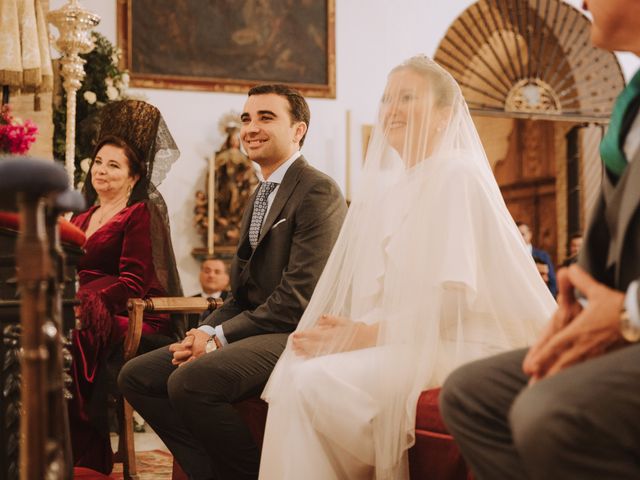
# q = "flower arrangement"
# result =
<box><xmin>53</xmin><ymin>31</ymin><xmax>129</xmax><ymax>186</ymax></box>
<box><xmin>0</xmin><ymin>104</ymin><xmax>38</xmax><ymax>155</ymax></box>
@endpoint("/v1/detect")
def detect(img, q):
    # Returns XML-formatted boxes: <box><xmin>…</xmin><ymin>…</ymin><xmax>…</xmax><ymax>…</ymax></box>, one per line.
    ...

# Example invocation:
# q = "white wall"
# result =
<box><xmin>49</xmin><ymin>0</ymin><xmax>640</xmax><ymax>294</ymax></box>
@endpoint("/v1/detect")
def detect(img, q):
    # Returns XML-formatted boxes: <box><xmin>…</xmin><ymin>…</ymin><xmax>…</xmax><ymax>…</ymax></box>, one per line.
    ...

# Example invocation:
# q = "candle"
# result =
<box><xmin>207</xmin><ymin>154</ymin><xmax>215</xmax><ymax>255</ymax></box>
<box><xmin>345</xmin><ymin>110</ymin><xmax>352</xmax><ymax>202</ymax></box>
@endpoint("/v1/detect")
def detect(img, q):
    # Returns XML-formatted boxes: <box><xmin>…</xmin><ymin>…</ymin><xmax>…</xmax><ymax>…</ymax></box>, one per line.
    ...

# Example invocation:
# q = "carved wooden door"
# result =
<box><xmin>494</xmin><ymin>119</ymin><xmax>558</xmax><ymax>264</ymax></box>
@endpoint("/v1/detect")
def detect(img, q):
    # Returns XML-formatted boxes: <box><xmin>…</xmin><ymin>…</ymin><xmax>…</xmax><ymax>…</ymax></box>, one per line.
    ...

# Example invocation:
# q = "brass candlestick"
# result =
<box><xmin>48</xmin><ymin>0</ymin><xmax>100</xmax><ymax>184</ymax></box>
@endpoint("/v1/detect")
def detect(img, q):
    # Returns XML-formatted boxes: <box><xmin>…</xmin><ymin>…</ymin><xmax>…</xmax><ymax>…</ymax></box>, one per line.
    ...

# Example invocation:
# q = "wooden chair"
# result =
<box><xmin>115</xmin><ymin>296</ymin><xmax>223</xmax><ymax>480</ymax></box>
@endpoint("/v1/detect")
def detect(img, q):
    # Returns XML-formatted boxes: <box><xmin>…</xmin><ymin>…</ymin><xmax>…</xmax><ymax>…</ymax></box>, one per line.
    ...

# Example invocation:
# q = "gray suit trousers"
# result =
<box><xmin>118</xmin><ymin>333</ymin><xmax>288</xmax><ymax>480</ymax></box>
<box><xmin>440</xmin><ymin>345</ymin><xmax>640</xmax><ymax>480</ymax></box>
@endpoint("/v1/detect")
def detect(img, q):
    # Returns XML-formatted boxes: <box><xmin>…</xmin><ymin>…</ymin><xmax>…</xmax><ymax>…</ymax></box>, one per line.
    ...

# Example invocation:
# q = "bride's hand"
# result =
<box><xmin>291</xmin><ymin>315</ymin><xmax>377</xmax><ymax>357</ymax></box>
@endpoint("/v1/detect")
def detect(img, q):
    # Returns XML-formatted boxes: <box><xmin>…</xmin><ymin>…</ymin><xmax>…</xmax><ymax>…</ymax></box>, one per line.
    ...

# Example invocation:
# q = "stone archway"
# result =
<box><xmin>434</xmin><ymin>0</ymin><xmax>625</xmax><ymax>265</ymax></box>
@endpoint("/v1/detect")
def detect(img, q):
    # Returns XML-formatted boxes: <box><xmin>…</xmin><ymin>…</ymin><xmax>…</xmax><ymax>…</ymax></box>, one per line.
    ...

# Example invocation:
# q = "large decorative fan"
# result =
<box><xmin>434</xmin><ymin>0</ymin><xmax>625</xmax><ymax>120</ymax></box>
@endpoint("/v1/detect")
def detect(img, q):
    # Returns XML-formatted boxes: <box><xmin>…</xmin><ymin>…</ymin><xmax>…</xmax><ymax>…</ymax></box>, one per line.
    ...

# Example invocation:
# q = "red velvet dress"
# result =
<box><xmin>69</xmin><ymin>201</ymin><xmax>172</xmax><ymax>474</ymax></box>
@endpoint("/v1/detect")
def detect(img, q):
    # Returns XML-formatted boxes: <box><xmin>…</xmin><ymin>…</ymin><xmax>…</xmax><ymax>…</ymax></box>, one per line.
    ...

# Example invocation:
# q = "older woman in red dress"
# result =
<box><xmin>69</xmin><ymin>100</ymin><xmax>182</xmax><ymax>474</ymax></box>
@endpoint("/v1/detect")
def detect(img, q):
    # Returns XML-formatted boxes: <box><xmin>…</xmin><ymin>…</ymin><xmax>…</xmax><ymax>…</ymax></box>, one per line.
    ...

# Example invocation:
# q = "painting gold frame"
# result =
<box><xmin>117</xmin><ymin>0</ymin><xmax>336</xmax><ymax>98</ymax></box>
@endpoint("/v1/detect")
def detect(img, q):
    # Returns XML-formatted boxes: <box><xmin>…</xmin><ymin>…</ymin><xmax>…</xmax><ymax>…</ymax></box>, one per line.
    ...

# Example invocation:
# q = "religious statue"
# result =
<box><xmin>194</xmin><ymin>113</ymin><xmax>258</xmax><ymax>254</ymax></box>
<box><xmin>193</xmin><ymin>189</ymin><xmax>208</xmax><ymax>231</ymax></box>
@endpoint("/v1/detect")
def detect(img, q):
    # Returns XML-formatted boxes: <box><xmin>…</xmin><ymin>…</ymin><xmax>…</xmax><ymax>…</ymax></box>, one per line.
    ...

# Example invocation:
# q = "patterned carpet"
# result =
<box><xmin>69</xmin><ymin>450</ymin><xmax>172</xmax><ymax>480</ymax></box>
<box><xmin>110</xmin><ymin>450</ymin><xmax>173</xmax><ymax>479</ymax></box>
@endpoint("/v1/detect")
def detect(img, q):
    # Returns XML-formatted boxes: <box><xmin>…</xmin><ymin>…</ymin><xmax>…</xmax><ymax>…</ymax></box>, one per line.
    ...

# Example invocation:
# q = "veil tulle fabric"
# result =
<box><xmin>260</xmin><ymin>56</ymin><xmax>556</xmax><ymax>479</ymax></box>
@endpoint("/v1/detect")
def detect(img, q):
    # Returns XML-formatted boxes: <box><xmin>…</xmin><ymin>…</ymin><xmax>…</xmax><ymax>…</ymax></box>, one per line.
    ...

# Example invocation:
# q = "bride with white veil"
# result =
<box><xmin>259</xmin><ymin>55</ymin><xmax>556</xmax><ymax>480</ymax></box>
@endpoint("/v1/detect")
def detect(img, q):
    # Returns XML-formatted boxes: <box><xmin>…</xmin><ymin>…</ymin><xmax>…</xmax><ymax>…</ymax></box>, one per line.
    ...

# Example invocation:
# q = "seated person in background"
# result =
<box><xmin>188</xmin><ymin>258</ymin><xmax>231</xmax><ymax>329</ymax></box>
<box><xmin>517</xmin><ymin>221</ymin><xmax>557</xmax><ymax>296</ymax></box>
<box><xmin>69</xmin><ymin>100</ymin><xmax>182</xmax><ymax>474</ymax></box>
<box><xmin>562</xmin><ymin>232</ymin><xmax>584</xmax><ymax>267</ymax></box>
<box><xmin>440</xmin><ymin>1</ymin><xmax>640</xmax><ymax>478</ymax></box>
<box><xmin>533</xmin><ymin>255</ymin><xmax>552</xmax><ymax>295</ymax></box>
<box><xmin>196</xmin><ymin>258</ymin><xmax>230</xmax><ymax>300</ymax></box>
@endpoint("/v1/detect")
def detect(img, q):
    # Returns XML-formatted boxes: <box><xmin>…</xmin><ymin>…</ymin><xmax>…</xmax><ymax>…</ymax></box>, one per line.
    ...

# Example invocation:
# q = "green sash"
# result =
<box><xmin>600</xmin><ymin>68</ymin><xmax>640</xmax><ymax>177</ymax></box>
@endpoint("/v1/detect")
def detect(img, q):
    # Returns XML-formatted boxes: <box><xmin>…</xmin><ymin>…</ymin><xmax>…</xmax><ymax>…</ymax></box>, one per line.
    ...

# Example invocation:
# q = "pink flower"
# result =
<box><xmin>0</xmin><ymin>105</ymin><xmax>38</xmax><ymax>155</ymax></box>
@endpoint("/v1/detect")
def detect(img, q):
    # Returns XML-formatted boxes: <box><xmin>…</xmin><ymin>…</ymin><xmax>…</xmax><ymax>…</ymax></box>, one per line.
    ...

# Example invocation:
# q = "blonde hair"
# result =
<box><xmin>390</xmin><ymin>55</ymin><xmax>458</xmax><ymax>107</ymax></box>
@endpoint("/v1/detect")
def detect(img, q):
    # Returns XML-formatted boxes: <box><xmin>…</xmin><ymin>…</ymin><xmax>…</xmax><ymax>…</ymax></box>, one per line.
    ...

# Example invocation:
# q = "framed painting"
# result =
<box><xmin>117</xmin><ymin>0</ymin><xmax>336</xmax><ymax>98</ymax></box>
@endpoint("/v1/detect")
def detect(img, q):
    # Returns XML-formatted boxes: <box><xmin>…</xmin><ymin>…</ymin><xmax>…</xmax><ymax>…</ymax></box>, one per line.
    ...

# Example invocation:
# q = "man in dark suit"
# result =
<box><xmin>533</xmin><ymin>255</ymin><xmax>551</xmax><ymax>291</ymax></box>
<box><xmin>561</xmin><ymin>232</ymin><xmax>584</xmax><ymax>267</ymax></box>
<box><xmin>195</xmin><ymin>258</ymin><xmax>230</xmax><ymax>300</ymax></box>
<box><xmin>441</xmin><ymin>1</ymin><xmax>640</xmax><ymax>478</ymax></box>
<box><xmin>119</xmin><ymin>84</ymin><xmax>347</xmax><ymax>480</ymax></box>
<box><xmin>188</xmin><ymin>258</ymin><xmax>230</xmax><ymax>329</ymax></box>
<box><xmin>517</xmin><ymin>221</ymin><xmax>557</xmax><ymax>296</ymax></box>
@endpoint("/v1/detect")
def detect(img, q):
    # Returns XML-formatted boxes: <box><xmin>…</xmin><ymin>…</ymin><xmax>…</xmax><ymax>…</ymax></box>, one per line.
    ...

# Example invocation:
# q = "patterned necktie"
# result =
<box><xmin>600</xmin><ymin>68</ymin><xmax>640</xmax><ymax>178</ymax></box>
<box><xmin>249</xmin><ymin>181</ymin><xmax>277</xmax><ymax>249</ymax></box>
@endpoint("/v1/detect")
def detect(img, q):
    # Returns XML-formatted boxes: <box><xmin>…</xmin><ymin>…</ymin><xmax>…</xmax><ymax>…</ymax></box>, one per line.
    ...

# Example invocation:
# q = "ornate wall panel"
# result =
<box><xmin>435</xmin><ymin>0</ymin><xmax>625</xmax><ymax>121</ymax></box>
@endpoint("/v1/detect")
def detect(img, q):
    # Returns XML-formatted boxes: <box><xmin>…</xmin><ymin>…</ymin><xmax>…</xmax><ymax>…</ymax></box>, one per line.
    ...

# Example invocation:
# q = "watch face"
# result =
<box><xmin>621</xmin><ymin>314</ymin><xmax>640</xmax><ymax>343</ymax></box>
<box><xmin>622</xmin><ymin>324</ymin><xmax>640</xmax><ymax>343</ymax></box>
<box><xmin>205</xmin><ymin>339</ymin><xmax>217</xmax><ymax>353</ymax></box>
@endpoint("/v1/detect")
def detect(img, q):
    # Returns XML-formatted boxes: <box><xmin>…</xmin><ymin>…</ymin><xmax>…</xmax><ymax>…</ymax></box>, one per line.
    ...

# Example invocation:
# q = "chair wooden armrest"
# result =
<box><xmin>118</xmin><ymin>296</ymin><xmax>223</xmax><ymax>479</ymax></box>
<box><xmin>124</xmin><ymin>296</ymin><xmax>224</xmax><ymax>361</ymax></box>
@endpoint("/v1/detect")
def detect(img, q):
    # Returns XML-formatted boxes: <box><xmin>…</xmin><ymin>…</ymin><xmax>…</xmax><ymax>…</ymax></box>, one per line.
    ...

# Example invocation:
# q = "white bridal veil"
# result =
<box><xmin>262</xmin><ymin>55</ymin><xmax>556</xmax><ymax>479</ymax></box>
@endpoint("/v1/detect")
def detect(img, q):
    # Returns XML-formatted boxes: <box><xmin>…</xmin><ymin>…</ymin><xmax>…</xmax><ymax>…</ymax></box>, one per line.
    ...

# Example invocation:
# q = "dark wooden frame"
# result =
<box><xmin>117</xmin><ymin>0</ymin><xmax>336</xmax><ymax>98</ymax></box>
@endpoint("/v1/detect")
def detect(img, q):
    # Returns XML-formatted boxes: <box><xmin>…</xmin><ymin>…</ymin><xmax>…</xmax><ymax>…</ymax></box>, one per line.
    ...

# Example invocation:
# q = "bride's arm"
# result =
<box><xmin>291</xmin><ymin>315</ymin><xmax>379</xmax><ymax>357</ymax></box>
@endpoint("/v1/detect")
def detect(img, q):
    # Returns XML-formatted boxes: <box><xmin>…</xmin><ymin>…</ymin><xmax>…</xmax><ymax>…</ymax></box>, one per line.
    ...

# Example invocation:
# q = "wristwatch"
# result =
<box><xmin>619</xmin><ymin>308</ymin><xmax>640</xmax><ymax>343</ymax></box>
<box><xmin>205</xmin><ymin>334</ymin><xmax>219</xmax><ymax>353</ymax></box>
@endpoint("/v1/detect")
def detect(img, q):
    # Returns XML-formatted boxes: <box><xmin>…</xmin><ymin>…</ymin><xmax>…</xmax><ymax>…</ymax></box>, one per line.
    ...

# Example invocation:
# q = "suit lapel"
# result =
<box><xmin>612</xmin><ymin>148</ymin><xmax>640</xmax><ymax>283</ymax></box>
<box><xmin>238</xmin><ymin>188</ymin><xmax>258</xmax><ymax>250</ymax></box>
<box><xmin>234</xmin><ymin>188</ymin><xmax>258</xmax><ymax>287</ymax></box>
<box><xmin>235</xmin><ymin>157</ymin><xmax>306</xmax><ymax>287</ymax></box>
<box><xmin>257</xmin><ymin>157</ymin><xmax>306</xmax><ymax>245</ymax></box>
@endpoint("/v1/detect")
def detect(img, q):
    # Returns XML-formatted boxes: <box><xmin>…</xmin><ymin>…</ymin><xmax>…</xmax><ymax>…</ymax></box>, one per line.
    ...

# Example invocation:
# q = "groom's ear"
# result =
<box><xmin>293</xmin><ymin>121</ymin><xmax>307</xmax><ymax>145</ymax></box>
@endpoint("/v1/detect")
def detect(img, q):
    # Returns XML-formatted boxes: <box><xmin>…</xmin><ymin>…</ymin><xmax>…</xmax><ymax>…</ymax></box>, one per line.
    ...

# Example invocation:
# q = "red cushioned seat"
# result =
<box><xmin>0</xmin><ymin>211</ymin><xmax>85</xmax><ymax>247</ymax></box>
<box><xmin>172</xmin><ymin>389</ymin><xmax>472</xmax><ymax>480</ymax></box>
<box><xmin>409</xmin><ymin>388</ymin><xmax>473</xmax><ymax>480</ymax></box>
<box><xmin>415</xmin><ymin>387</ymin><xmax>450</xmax><ymax>433</ymax></box>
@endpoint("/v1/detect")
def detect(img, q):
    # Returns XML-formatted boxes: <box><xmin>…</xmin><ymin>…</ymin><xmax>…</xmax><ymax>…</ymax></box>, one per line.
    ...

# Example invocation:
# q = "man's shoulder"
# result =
<box><xmin>295</xmin><ymin>156</ymin><xmax>341</xmax><ymax>190</ymax></box>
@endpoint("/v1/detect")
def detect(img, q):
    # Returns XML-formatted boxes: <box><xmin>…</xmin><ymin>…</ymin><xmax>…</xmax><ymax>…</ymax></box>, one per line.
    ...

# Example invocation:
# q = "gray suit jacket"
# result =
<box><xmin>201</xmin><ymin>156</ymin><xmax>347</xmax><ymax>343</ymax></box>
<box><xmin>579</xmin><ymin>146</ymin><xmax>640</xmax><ymax>306</ymax></box>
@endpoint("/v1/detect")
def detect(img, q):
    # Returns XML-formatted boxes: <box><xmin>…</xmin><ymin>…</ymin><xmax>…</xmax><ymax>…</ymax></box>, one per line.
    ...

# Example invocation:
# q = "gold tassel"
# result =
<box><xmin>22</xmin><ymin>68</ymin><xmax>42</xmax><ymax>88</ymax></box>
<box><xmin>0</xmin><ymin>70</ymin><xmax>23</xmax><ymax>87</ymax></box>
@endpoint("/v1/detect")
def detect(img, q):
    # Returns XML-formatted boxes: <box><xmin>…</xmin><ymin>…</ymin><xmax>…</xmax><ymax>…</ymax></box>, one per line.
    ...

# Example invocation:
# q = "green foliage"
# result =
<box><xmin>53</xmin><ymin>32</ymin><xmax>129</xmax><ymax>186</ymax></box>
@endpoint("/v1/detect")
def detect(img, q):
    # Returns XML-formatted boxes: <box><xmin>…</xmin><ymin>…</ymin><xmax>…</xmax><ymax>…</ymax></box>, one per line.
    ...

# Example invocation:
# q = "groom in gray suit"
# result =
<box><xmin>440</xmin><ymin>1</ymin><xmax>640</xmax><ymax>479</ymax></box>
<box><xmin>119</xmin><ymin>84</ymin><xmax>346</xmax><ymax>480</ymax></box>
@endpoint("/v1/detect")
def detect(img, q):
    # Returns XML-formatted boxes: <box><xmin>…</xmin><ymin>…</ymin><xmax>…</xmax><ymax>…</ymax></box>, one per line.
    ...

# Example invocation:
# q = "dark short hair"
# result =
<box><xmin>247</xmin><ymin>84</ymin><xmax>310</xmax><ymax>146</ymax></box>
<box><xmin>92</xmin><ymin>135</ymin><xmax>146</xmax><ymax>180</ymax></box>
<box><xmin>201</xmin><ymin>257</ymin><xmax>227</xmax><ymax>273</ymax></box>
<box><xmin>532</xmin><ymin>255</ymin><xmax>547</xmax><ymax>266</ymax></box>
